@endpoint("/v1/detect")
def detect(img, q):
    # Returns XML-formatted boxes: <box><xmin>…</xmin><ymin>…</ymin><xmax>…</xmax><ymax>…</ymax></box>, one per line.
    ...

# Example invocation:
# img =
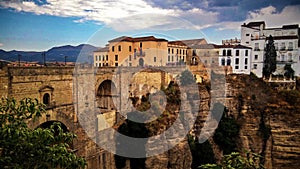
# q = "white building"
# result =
<box><xmin>241</xmin><ymin>21</ymin><xmax>300</xmax><ymax>77</ymax></box>
<box><xmin>218</xmin><ymin>45</ymin><xmax>252</xmax><ymax>75</ymax></box>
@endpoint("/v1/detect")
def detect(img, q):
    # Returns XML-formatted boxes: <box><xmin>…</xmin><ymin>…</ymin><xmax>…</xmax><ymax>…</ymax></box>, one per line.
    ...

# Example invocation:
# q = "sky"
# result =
<box><xmin>0</xmin><ymin>0</ymin><xmax>300</xmax><ymax>51</ymax></box>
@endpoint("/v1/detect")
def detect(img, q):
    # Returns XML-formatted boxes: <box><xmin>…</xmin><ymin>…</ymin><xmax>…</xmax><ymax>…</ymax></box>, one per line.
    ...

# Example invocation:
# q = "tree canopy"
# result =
<box><xmin>0</xmin><ymin>98</ymin><xmax>86</xmax><ymax>169</ymax></box>
<box><xmin>263</xmin><ymin>35</ymin><xmax>277</xmax><ymax>78</ymax></box>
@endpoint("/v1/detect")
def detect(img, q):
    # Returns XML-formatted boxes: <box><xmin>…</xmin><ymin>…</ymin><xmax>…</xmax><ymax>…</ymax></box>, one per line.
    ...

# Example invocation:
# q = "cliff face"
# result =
<box><xmin>221</xmin><ymin>74</ymin><xmax>300</xmax><ymax>169</ymax></box>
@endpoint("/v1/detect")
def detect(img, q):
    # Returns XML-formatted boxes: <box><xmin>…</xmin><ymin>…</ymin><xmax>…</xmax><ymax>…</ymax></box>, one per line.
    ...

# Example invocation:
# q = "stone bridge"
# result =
<box><xmin>0</xmin><ymin>65</ymin><xmax>200</xmax><ymax>169</ymax></box>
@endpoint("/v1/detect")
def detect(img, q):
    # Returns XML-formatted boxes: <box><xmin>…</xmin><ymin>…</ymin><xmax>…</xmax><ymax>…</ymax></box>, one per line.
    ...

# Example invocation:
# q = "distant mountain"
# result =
<box><xmin>0</xmin><ymin>44</ymin><xmax>98</xmax><ymax>63</ymax></box>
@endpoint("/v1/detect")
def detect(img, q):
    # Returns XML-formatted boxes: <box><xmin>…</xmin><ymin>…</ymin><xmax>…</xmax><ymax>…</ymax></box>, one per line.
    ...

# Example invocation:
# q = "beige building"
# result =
<box><xmin>94</xmin><ymin>36</ymin><xmax>168</xmax><ymax>67</ymax></box>
<box><xmin>94</xmin><ymin>36</ymin><xmax>211</xmax><ymax>68</ymax></box>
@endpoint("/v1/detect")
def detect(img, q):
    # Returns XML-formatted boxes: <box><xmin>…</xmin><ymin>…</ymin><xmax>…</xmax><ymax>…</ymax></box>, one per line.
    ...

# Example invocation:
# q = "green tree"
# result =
<box><xmin>0</xmin><ymin>98</ymin><xmax>86</xmax><ymax>169</ymax></box>
<box><xmin>180</xmin><ymin>69</ymin><xmax>195</xmax><ymax>86</ymax></box>
<box><xmin>200</xmin><ymin>151</ymin><xmax>265</xmax><ymax>169</ymax></box>
<box><xmin>284</xmin><ymin>64</ymin><xmax>295</xmax><ymax>79</ymax></box>
<box><xmin>263</xmin><ymin>35</ymin><xmax>277</xmax><ymax>78</ymax></box>
<box><xmin>212</xmin><ymin>103</ymin><xmax>240</xmax><ymax>155</ymax></box>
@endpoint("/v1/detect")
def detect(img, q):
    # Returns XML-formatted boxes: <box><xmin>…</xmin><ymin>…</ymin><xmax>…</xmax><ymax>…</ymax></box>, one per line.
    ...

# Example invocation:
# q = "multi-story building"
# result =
<box><xmin>94</xmin><ymin>36</ymin><xmax>208</xmax><ymax>68</ymax></box>
<box><xmin>218</xmin><ymin>44</ymin><xmax>252</xmax><ymax>75</ymax></box>
<box><xmin>241</xmin><ymin>21</ymin><xmax>300</xmax><ymax>77</ymax></box>
<box><xmin>94</xmin><ymin>36</ymin><xmax>168</xmax><ymax>67</ymax></box>
<box><xmin>167</xmin><ymin>41</ymin><xmax>188</xmax><ymax>66</ymax></box>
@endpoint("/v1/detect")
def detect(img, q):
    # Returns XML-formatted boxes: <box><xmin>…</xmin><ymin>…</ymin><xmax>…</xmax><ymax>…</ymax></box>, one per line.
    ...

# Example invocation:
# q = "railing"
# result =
<box><xmin>280</xmin><ymin>47</ymin><xmax>286</xmax><ymax>51</ymax></box>
<box><xmin>134</xmin><ymin>50</ymin><xmax>145</xmax><ymax>57</ymax></box>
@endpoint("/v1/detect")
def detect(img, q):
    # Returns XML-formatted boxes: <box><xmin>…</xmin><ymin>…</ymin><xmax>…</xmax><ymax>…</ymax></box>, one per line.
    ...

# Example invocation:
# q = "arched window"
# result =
<box><xmin>43</xmin><ymin>93</ymin><xmax>50</xmax><ymax>105</ymax></box>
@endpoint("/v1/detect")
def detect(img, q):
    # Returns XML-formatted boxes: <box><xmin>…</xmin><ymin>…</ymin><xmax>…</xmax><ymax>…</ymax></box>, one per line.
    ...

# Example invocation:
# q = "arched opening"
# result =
<box><xmin>37</xmin><ymin>121</ymin><xmax>73</xmax><ymax>148</ymax></box>
<box><xmin>139</xmin><ymin>58</ymin><xmax>144</xmax><ymax>67</ymax></box>
<box><xmin>97</xmin><ymin>80</ymin><xmax>117</xmax><ymax>110</ymax></box>
<box><xmin>191</xmin><ymin>57</ymin><xmax>198</xmax><ymax>65</ymax></box>
<box><xmin>43</xmin><ymin>93</ymin><xmax>50</xmax><ymax>105</ymax></box>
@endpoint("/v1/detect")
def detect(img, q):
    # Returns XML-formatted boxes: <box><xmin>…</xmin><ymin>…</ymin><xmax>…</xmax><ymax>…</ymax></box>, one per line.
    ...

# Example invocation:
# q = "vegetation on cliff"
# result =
<box><xmin>0</xmin><ymin>98</ymin><xmax>86</xmax><ymax>169</ymax></box>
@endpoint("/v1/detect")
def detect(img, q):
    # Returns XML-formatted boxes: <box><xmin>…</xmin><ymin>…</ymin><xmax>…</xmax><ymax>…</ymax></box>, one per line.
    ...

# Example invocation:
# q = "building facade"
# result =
<box><xmin>241</xmin><ymin>21</ymin><xmax>300</xmax><ymax>77</ymax></box>
<box><xmin>218</xmin><ymin>45</ymin><xmax>252</xmax><ymax>75</ymax></box>
<box><xmin>94</xmin><ymin>36</ymin><xmax>209</xmax><ymax>68</ymax></box>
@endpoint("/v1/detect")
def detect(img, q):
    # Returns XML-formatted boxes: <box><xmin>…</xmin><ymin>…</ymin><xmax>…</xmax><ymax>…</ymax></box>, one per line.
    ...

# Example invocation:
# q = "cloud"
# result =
<box><xmin>0</xmin><ymin>43</ymin><xmax>3</xmax><ymax>47</ymax></box>
<box><xmin>0</xmin><ymin>1</ymin><xmax>299</xmax><ymax>33</ymax></box>
<box><xmin>217</xmin><ymin>5</ymin><xmax>300</xmax><ymax>30</ymax></box>
<box><xmin>0</xmin><ymin>0</ymin><xmax>218</xmax><ymax>31</ymax></box>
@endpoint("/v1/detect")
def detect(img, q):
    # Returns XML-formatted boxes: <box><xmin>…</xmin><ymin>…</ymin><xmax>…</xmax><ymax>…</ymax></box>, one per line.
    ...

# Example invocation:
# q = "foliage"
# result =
<box><xmin>180</xmin><ymin>69</ymin><xmax>195</xmax><ymax>86</ymax></box>
<box><xmin>263</xmin><ymin>35</ymin><xmax>277</xmax><ymax>78</ymax></box>
<box><xmin>200</xmin><ymin>151</ymin><xmax>265</xmax><ymax>169</ymax></box>
<box><xmin>212</xmin><ymin>103</ymin><xmax>240</xmax><ymax>155</ymax></box>
<box><xmin>0</xmin><ymin>98</ymin><xmax>86</xmax><ymax>169</ymax></box>
<box><xmin>279</xmin><ymin>89</ymin><xmax>300</xmax><ymax>106</ymax></box>
<box><xmin>188</xmin><ymin>135</ymin><xmax>215</xmax><ymax>169</ymax></box>
<box><xmin>284</xmin><ymin>64</ymin><xmax>295</xmax><ymax>79</ymax></box>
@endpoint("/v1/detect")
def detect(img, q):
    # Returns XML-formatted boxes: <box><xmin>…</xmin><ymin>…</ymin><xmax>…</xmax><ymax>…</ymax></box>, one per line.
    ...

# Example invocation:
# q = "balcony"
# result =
<box><xmin>280</xmin><ymin>47</ymin><xmax>286</xmax><ymax>51</ymax></box>
<box><xmin>134</xmin><ymin>50</ymin><xmax>145</xmax><ymax>57</ymax></box>
<box><xmin>254</xmin><ymin>48</ymin><xmax>260</xmax><ymax>51</ymax></box>
<box><xmin>288</xmin><ymin>47</ymin><xmax>293</xmax><ymax>51</ymax></box>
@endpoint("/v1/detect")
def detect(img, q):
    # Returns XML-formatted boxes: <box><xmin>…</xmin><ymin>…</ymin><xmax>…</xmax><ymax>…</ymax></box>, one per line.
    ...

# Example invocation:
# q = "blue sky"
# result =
<box><xmin>0</xmin><ymin>0</ymin><xmax>299</xmax><ymax>51</ymax></box>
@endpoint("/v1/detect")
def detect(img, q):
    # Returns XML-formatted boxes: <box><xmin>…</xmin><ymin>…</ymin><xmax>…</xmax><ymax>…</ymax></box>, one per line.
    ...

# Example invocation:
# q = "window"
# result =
<box><xmin>95</xmin><ymin>55</ymin><xmax>98</xmax><ymax>61</ymax></box>
<box><xmin>106</xmin><ymin>55</ymin><xmax>108</xmax><ymax>61</ymax></box>
<box><xmin>95</xmin><ymin>63</ymin><xmax>98</xmax><ymax>67</ymax></box>
<box><xmin>245</xmin><ymin>58</ymin><xmax>248</xmax><ymax>64</ymax></box>
<box><xmin>221</xmin><ymin>58</ymin><xmax>225</xmax><ymax>66</ymax></box>
<box><xmin>112</xmin><ymin>46</ymin><xmax>115</xmax><ymax>52</ymax></box>
<box><xmin>235</xmin><ymin>58</ymin><xmax>239</xmax><ymax>64</ymax></box>
<box><xmin>227</xmin><ymin>59</ymin><xmax>231</xmax><ymax>65</ymax></box>
<box><xmin>99</xmin><ymin>63</ymin><xmax>101</xmax><ymax>67</ymax></box>
<box><xmin>246</xmin><ymin>33</ymin><xmax>250</xmax><ymax>36</ymax></box>
<box><xmin>172</xmin><ymin>48</ymin><xmax>174</xmax><ymax>54</ymax></box>
<box><xmin>106</xmin><ymin>63</ymin><xmax>108</xmax><ymax>66</ymax></box>
<box><xmin>129</xmin><ymin>46</ymin><xmax>132</xmax><ymax>52</ymax></box>
<box><xmin>115</xmin><ymin>63</ymin><xmax>118</xmax><ymax>66</ymax></box>
<box><xmin>182</xmin><ymin>56</ymin><xmax>185</xmax><ymax>61</ymax></box>
<box><xmin>280</xmin><ymin>42</ymin><xmax>285</xmax><ymax>50</ymax></box>
<box><xmin>288</xmin><ymin>42</ymin><xmax>293</xmax><ymax>50</ymax></box>
<box><xmin>43</xmin><ymin>93</ymin><xmax>50</xmax><ymax>105</ymax></box>
<box><xmin>129</xmin><ymin>63</ymin><xmax>132</xmax><ymax>66</ymax></box>
<box><xmin>168</xmin><ymin>48</ymin><xmax>170</xmax><ymax>54</ymax></box>
<box><xmin>274</xmin><ymin>43</ymin><xmax>278</xmax><ymax>50</ymax></box>
<box><xmin>168</xmin><ymin>55</ymin><xmax>170</xmax><ymax>62</ymax></box>
<box><xmin>223</xmin><ymin>49</ymin><xmax>226</xmax><ymax>56</ymax></box>
<box><xmin>244</xmin><ymin>66</ymin><xmax>248</xmax><ymax>69</ymax></box>
<box><xmin>129</xmin><ymin>55</ymin><xmax>132</xmax><ymax>61</ymax></box>
<box><xmin>235</xmin><ymin>66</ymin><xmax>239</xmax><ymax>69</ymax></box>
<box><xmin>172</xmin><ymin>55</ymin><xmax>174</xmax><ymax>62</ymax></box>
<box><xmin>227</xmin><ymin>50</ymin><xmax>231</xmax><ymax>56</ymax></box>
<box><xmin>177</xmin><ymin>49</ymin><xmax>178</xmax><ymax>54</ymax></box>
<box><xmin>118</xmin><ymin>45</ymin><xmax>121</xmax><ymax>51</ymax></box>
<box><xmin>254</xmin><ymin>55</ymin><xmax>258</xmax><ymax>60</ymax></box>
<box><xmin>253</xmin><ymin>64</ymin><xmax>257</xmax><ymax>69</ymax></box>
<box><xmin>246</xmin><ymin>42</ymin><xmax>249</xmax><ymax>44</ymax></box>
<box><xmin>254</xmin><ymin>43</ymin><xmax>259</xmax><ymax>51</ymax></box>
<box><xmin>115</xmin><ymin>55</ymin><xmax>118</xmax><ymax>61</ymax></box>
<box><xmin>236</xmin><ymin>50</ymin><xmax>239</xmax><ymax>56</ymax></box>
<box><xmin>140</xmin><ymin>42</ymin><xmax>142</xmax><ymax>48</ymax></box>
<box><xmin>180</xmin><ymin>49</ymin><xmax>182</xmax><ymax>54</ymax></box>
<box><xmin>245</xmin><ymin>50</ymin><xmax>248</xmax><ymax>56</ymax></box>
<box><xmin>154</xmin><ymin>56</ymin><xmax>156</xmax><ymax>62</ymax></box>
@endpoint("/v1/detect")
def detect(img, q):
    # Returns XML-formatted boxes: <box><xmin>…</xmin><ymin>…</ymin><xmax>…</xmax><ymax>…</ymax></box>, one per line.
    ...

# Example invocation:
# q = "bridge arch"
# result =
<box><xmin>28</xmin><ymin>109</ymin><xmax>75</xmax><ymax>133</ymax></box>
<box><xmin>96</xmin><ymin>80</ymin><xmax>118</xmax><ymax>111</ymax></box>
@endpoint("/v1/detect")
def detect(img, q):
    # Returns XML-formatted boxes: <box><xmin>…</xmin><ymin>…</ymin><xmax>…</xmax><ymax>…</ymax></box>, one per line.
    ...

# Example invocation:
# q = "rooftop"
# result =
<box><xmin>108</xmin><ymin>36</ymin><xmax>168</xmax><ymax>43</ymax></box>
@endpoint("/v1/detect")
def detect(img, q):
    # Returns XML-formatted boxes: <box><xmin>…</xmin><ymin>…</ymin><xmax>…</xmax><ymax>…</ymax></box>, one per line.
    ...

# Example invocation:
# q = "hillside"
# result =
<box><xmin>0</xmin><ymin>44</ymin><xmax>98</xmax><ymax>63</ymax></box>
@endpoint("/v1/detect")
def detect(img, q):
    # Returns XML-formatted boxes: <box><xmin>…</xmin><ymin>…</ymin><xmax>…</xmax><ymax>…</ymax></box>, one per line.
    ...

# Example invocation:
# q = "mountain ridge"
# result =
<box><xmin>0</xmin><ymin>44</ymin><xmax>98</xmax><ymax>63</ymax></box>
